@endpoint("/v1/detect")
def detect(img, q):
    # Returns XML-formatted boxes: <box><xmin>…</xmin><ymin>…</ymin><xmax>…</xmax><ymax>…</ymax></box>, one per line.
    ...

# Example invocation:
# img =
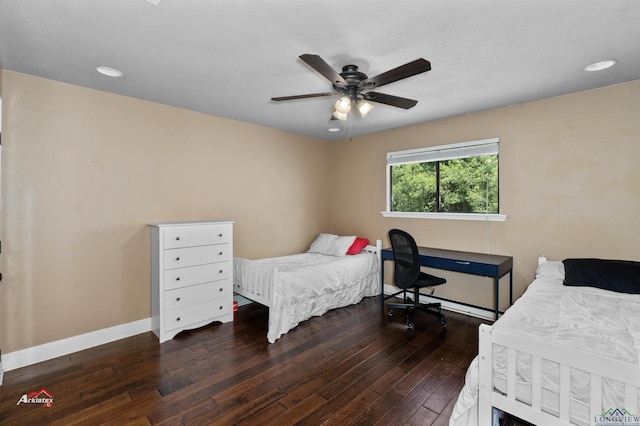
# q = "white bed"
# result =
<box><xmin>450</xmin><ymin>259</ymin><xmax>640</xmax><ymax>426</ymax></box>
<box><xmin>233</xmin><ymin>234</ymin><xmax>382</xmax><ymax>343</ymax></box>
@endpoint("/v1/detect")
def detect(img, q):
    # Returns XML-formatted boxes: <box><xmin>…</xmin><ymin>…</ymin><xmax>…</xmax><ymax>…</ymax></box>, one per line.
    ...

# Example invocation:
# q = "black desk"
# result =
<box><xmin>381</xmin><ymin>247</ymin><xmax>513</xmax><ymax>320</ymax></box>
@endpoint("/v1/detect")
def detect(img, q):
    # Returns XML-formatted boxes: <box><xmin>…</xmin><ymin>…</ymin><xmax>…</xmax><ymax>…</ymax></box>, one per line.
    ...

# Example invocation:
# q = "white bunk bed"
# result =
<box><xmin>451</xmin><ymin>259</ymin><xmax>640</xmax><ymax>426</ymax></box>
<box><xmin>233</xmin><ymin>234</ymin><xmax>382</xmax><ymax>343</ymax></box>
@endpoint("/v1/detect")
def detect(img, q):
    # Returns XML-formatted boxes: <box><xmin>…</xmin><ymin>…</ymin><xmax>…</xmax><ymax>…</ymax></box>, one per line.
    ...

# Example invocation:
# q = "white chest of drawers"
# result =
<box><xmin>150</xmin><ymin>220</ymin><xmax>234</xmax><ymax>343</ymax></box>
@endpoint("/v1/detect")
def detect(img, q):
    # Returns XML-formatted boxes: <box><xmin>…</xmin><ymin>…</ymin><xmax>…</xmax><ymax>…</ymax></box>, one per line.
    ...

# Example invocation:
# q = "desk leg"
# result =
<box><xmin>509</xmin><ymin>271</ymin><xmax>513</xmax><ymax>306</ymax></box>
<box><xmin>381</xmin><ymin>260</ymin><xmax>385</xmax><ymax>314</ymax></box>
<box><xmin>494</xmin><ymin>276</ymin><xmax>499</xmax><ymax>321</ymax></box>
<box><xmin>495</xmin><ymin>270</ymin><xmax>513</xmax><ymax>320</ymax></box>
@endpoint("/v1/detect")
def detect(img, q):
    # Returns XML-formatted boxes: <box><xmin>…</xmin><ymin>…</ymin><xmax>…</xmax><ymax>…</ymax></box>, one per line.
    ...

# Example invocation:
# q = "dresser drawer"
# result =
<box><xmin>163</xmin><ymin>224</ymin><xmax>232</xmax><ymax>249</ymax></box>
<box><xmin>163</xmin><ymin>244</ymin><xmax>232</xmax><ymax>269</ymax></box>
<box><xmin>164</xmin><ymin>262</ymin><xmax>232</xmax><ymax>290</ymax></box>
<box><xmin>164</xmin><ymin>280</ymin><xmax>232</xmax><ymax>311</ymax></box>
<box><xmin>164</xmin><ymin>298</ymin><xmax>232</xmax><ymax>331</ymax></box>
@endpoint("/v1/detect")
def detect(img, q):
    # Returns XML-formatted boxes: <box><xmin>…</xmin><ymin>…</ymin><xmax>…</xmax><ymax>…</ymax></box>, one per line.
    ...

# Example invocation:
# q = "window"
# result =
<box><xmin>384</xmin><ymin>138</ymin><xmax>505</xmax><ymax>221</ymax></box>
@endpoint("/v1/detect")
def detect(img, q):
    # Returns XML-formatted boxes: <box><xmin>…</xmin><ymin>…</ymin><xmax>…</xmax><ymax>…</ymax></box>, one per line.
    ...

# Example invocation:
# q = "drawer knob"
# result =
<box><xmin>176</xmin><ymin>236</ymin><xmax>180</xmax><ymax>241</ymax></box>
<box><xmin>176</xmin><ymin>277</ymin><xmax>180</xmax><ymax>281</ymax></box>
<box><xmin>219</xmin><ymin>269</ymin><xmax>223</xmax><ymax>274</ymax></box>
<box><xmin>219</xmin><ymin>252</ymin><xmax>223</xmax><ymax>256</ymax></box>
<box><xmin>176</xmin><ymin>257</ymin><xmax>180</xmax><ymax>261</ymax></box>
<box><xmin>176</xmin><ymin>297</ymin><xmax>181</xmax><ymax>302</ymax></box>
<box><xmin>176</xmin><ymin>317</ymin><xmax>181</xmax><ymax>322</ymax></box>
<box><xmin>219</xmin><ymin>233</ymin><xmax>223</xmax><ymax>237</ymax></box>
<box><xmin>219</xmin><ymin>306</ymin><xmax>223</xmax><ymax>310</ymax></box>
<box><xmin>219</xmin><ymin>287</ymin><xmax>223</xmax><ymax>292</ymax></box>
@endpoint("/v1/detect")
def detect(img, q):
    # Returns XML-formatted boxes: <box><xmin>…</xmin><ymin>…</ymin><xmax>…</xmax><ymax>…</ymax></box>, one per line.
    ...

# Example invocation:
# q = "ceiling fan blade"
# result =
<box><xmin>363</xmin><ymin>58</ymin><xmax>431</xmax><ymax>88</ymax></box>
<box><xmin>299</xmin><ymin>54</ymin><xmax>347</xmax><ymax>86</ymax></box>
<box><xmin>271</xmin><ymin>92</ymin><xmax>336</xmax><ymax>101</ymax></box>
<box><xmin>363</xmin><ymin>92</ymin><xmax>418</xmax><ymax>109</ymax></box>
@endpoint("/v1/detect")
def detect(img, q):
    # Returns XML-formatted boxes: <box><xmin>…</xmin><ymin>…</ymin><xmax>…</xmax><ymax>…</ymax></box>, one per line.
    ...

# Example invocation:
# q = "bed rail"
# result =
<box><xmin>478</xmin><ymin>323</ymin><xmax>640</xmax><ymax>426</ymax></box>
<box><xmin>233</xmin><ymin>257</ymin><xmax>275</xmax><ymax>307</ymax></box>
<box><xmin>363</xmin><ymin>239</ymin><xmax>382</xmax><ymax>282</ymax></box>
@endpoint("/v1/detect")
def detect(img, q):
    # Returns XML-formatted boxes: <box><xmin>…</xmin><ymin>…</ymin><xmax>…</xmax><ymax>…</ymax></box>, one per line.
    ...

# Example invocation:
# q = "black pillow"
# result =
<box><xmin>563</xmin><ymin>258</ymin><xmax>640</xmax><ymax>294</ymax></box>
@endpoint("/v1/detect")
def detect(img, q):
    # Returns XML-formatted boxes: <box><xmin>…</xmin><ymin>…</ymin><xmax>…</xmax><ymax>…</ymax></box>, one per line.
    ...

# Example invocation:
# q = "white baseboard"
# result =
<box><xmin>2</xmin><ymin>318</ymin><xmax>152</xmax><ymax>373</ymax></box>
<box><xmin>383</xmin><ymin>284</ymin><xmax>494</xmax><ymax>322</ymax></box>
<box><xmin>0</xmin><ymin>361</ymin><xmax>4</xmax><ymax>385</ymax></box>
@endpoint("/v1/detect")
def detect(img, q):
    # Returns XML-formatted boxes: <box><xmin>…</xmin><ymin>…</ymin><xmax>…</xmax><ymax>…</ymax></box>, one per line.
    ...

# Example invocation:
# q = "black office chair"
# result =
<box><xmin>386</xmin><ymin>229</ymin><xmax>447</xmax><ymax>329</ymax></box>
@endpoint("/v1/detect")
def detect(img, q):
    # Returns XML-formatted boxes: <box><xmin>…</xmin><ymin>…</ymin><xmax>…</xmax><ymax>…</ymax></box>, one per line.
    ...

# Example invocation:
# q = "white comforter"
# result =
<box><xmin>253</xmin><ymin>252</ymin><xmax>379</xmax><ymax>343</ymax></box>
<box><xmin>450</xmin><ymin>274</ymin><xmax>640</xmax><ymax>426</ymax></box>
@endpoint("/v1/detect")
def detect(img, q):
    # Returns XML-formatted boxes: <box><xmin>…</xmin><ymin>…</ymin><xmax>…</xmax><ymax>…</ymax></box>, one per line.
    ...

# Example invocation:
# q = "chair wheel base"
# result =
<box><xmin>385</xmin><ymin>302</ymin><xmax>446</xmax><ymax>330</ymax></box>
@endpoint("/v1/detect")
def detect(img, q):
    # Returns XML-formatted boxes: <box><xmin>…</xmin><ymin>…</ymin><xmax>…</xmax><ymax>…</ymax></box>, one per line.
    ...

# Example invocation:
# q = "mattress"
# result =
<box><xmin>247</xmin><ymin>251</ymin><xmax>379</xmax><ymax>343</ymax></box>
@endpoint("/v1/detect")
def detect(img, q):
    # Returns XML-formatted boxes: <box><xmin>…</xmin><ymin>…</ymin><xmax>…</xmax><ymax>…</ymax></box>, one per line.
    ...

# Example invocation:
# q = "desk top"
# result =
<box><xmin>417</xmin><ymin>246</ymin><xmax>511</xmax><ymax>265</ymax></box>
<box><xmin>382</xmin><ymin>246</ymin><xmax>513</xmax><ymax>277</ymax></box>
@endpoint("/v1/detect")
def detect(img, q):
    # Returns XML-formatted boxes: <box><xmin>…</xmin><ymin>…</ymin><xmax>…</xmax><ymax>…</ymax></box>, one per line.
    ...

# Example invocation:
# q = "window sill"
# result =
<box><xmin>380</xmin><ymin>211</ymin><xmax>507</xmax><ymax>222</ymax></box>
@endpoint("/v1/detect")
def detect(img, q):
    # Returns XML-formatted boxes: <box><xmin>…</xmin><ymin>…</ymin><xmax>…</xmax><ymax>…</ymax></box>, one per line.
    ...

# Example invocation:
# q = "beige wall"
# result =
<box><xmin>2</xmin><ymin>69</ymin><xmax>639</xmax><ymax>354</ymax></box>
<box><xmin>0</xmin><ymin>65</ymin><xmax>3</xmax><ymax>356</ymax></box>
<box><xmin>331</xmin><ymin>79</ymin><xmax>640</xmax><ymax>310</ymax></box>
<box><xmin>1</xmin><ymin>71</ymin><xmax>331</xmax><ymax>353</ymax></box>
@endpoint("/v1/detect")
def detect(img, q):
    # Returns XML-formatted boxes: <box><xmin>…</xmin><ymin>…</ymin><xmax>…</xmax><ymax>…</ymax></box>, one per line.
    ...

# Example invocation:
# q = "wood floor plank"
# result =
<box><xmin>278</xmin><ymin>376</ymin><xmax>328</xmax><ymax>409</ymax></box>
<box><xmin>0</xmin><ymin>296</ymin><xmax>486</xmax><ymax>425</ymax></box>
<box><xmin>368</xmin><ymin>366</ymin><xmax>408</xmax><ymax>396</ymax></box>
<box><xmin>350</xmin><ymin>388</ymin><xmax>404</xmax><ymax>425</ymax></box>
<box><xmin>320</xmin><ymin>388</ymin><xmax>381</xmax><ymax>426</ymax></box>
<box><xmin>262</xmin><ymin>392</ymin><xmax>328</xmax><ymax>426</ymax></box>
<box><xmin>407</xmin><ymin>405</ymin><xmax>440</xmax><ymax>426</ymax></box>
<box><xmin>235</xmin><ymin>400</ymin><xmax>287</xmax><ymax>425</ymax></box>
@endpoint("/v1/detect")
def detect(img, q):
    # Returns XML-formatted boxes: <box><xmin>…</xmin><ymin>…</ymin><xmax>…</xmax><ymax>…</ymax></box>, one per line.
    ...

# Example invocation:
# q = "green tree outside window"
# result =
<box><xmin>391</xmin><ymin>154</ymin><xmax>498</xmax><ymax>214</ymax></box>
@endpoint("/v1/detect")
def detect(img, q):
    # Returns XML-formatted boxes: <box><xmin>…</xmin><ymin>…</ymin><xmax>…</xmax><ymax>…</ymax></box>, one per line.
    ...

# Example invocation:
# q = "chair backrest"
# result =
<box><xmin>389</xmin><ymin>229</ymin><xmax>421</xmax><ymax>289</ymax></box>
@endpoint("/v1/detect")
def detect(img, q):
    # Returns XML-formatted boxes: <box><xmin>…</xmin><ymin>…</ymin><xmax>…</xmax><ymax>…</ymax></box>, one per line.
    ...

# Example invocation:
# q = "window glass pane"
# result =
<box><xmin>391</xmin><ymin>162</ymin><xmax>437</xmax><ymax>212</ymax></box>
<box><xmin>389</xmin><ymin>153</ymin><xmax>498</xmax><ymax>214</ymax></box>
<box><xmin>440</xmin><ymin>155</ymin><xmax>498</xmax><ymax>213</ymax></box>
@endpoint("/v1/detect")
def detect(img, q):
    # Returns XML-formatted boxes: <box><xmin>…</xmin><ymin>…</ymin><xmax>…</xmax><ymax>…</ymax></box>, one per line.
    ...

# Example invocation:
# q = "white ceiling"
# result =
<box><xmin>1</xmin><ymin>0</ymin><xmax>639</xmax><ymax>141</ymax></box>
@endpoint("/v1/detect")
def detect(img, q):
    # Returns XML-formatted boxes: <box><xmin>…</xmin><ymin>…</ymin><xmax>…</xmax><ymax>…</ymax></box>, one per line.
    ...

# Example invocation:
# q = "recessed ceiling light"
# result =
<box><xmin>95</xmin><ymin>66</ymin><xmax>123</xmax><ymax>77</ymax></box>
<box><xmin>328</xmin><ymin>127</ymin><xmax>342</xmax><ymax>132</ymax></box>
<box><xmin>584</xmin><ymin>59</ymin><xmax>617</xmax><ymax>72</ymax></box>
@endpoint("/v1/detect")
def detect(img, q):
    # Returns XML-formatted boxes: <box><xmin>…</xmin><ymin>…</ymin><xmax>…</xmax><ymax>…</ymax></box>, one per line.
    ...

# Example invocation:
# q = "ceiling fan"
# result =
<box><xmin>271</xmin><ymin>54</ymin><xmax>431</xmax><ymax>121</ymax></box>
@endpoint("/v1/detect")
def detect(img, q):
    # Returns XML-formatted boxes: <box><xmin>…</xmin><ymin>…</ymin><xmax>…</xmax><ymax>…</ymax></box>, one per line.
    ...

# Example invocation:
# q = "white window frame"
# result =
<box><xmin>381</xmin><ymin>137</ymin><xmax>507</xmax><ymax>221</ymax></box>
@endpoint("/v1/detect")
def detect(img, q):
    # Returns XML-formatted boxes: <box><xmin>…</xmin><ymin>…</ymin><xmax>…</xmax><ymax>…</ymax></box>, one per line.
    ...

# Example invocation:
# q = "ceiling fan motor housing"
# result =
<box><xmin>334</xmin><ymin>65</ymin><xmax>368</xmax><ymax>100</ymax></box>
<box><xmin>340</xmin><ymin>65</ymin><xmax>368</xmax><ymax>83</ymax></box>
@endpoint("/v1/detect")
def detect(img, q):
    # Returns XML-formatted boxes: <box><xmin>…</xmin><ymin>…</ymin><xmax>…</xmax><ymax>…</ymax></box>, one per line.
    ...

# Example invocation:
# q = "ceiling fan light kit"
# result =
<box><xmin>356</xmin><ymin>99</ymin><xmax>374</xmax><ymax>117</ymax></box>
<box><xmin>332</xmin><ymin>110</ymin><xmax>349</xmax><ymax>121</ymax></box>
<box><xmin>272</xmin><ymin>54</ymin><xmax>431</xmax><ymax>121</ymax></box>
<box><xmin>334</xmin><ymin>96</ymin><xmax>352</xmax><ymax>114</ymax></box>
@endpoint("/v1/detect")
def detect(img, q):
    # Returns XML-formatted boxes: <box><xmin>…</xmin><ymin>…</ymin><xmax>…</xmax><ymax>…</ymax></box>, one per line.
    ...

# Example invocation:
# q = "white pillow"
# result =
<box><xmin>535</xmin><ymin>260</ymin><xmax>565</xmax><ymax>280</ymax></box>
<box><xmin>308</xmin><ymin>233</ymin><xmax>356</xmax><ymax>257</ymax></box>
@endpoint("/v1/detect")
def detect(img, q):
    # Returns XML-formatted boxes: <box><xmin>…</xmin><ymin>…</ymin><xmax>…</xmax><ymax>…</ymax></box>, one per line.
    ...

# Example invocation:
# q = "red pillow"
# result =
<box><xmin>347</xmin><ymin>237</ymin><xmax>369</xmax><ymax>255</ymax></box>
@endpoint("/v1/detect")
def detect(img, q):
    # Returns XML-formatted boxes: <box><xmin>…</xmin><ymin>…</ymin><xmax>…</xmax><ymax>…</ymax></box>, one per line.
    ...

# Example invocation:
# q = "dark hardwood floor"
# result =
<box><xmin>0</xmin><ymin>296</ymin><xmax>488</xmax><ymax>425</ymax></box>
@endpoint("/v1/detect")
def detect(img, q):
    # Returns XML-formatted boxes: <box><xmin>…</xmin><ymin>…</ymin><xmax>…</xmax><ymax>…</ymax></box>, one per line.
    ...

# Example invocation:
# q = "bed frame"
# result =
<box><xmin>477</xmin><ymin>322</ymin><xmax>640</xmax><ymax>426</ymax></box>
<box><xmin>233</xmin><ymin>239</ymin><xmax>383</xmax><ymax>307</ymax></box>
